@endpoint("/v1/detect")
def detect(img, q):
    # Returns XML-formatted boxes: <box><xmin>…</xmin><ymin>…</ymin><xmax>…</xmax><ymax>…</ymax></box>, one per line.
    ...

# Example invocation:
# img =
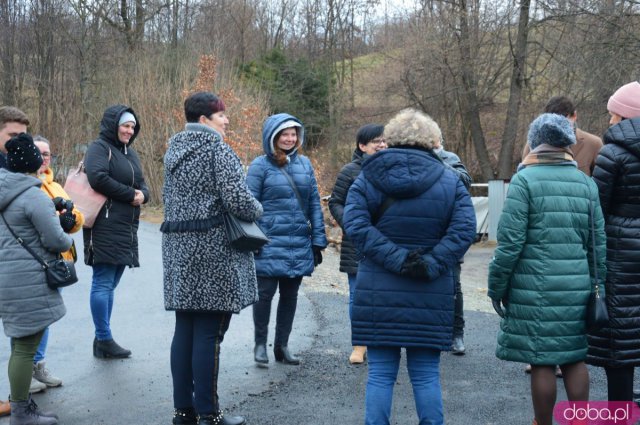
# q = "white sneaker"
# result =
<box><xmin>29</xmin><ymin>377</ymin><xmax>46</xmax><ymax>393</ymax></box>
<box><xmin>33</xmin><ymin>361</ymin><xmax>62</xmax><ymax>387</ymax></box>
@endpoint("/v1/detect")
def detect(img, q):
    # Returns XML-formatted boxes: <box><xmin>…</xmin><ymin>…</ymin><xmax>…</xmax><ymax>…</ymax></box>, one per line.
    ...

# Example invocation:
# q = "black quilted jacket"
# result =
<box><xmin>329</xmin><ymin>149</ymin><xmax>365</xmax><ymax>274</ymax></box>
<box><xmin>83</xmin><ymin>105</ymin><xmax>149</xmax><ymax>267</ymax></box>
<box><xmin>588</xmin><ymin>117</ymin><xmax>640</xmax><ymax>368</ymax></box>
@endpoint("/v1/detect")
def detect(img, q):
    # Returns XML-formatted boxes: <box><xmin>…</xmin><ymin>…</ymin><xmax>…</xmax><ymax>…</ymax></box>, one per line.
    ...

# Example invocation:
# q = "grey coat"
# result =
<box><xmin>161</xmin><ymin>124</ymin><xmax>263</xmax><ymax>313</ymax></box>
<box><xmin>0</xmin><ymin>169</ymin><xmax>73</xmax><ymax>338</ymax></box>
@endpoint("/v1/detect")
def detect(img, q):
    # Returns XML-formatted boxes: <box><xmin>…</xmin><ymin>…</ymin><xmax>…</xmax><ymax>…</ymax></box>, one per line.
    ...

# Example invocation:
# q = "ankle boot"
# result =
<box><xmin>254</xmin><ymin>344</ymin><xmax>268</xmax><ymax>367</ymax></box>
<box><xmin>198</xmin><ymin>411</ymin><xmax>246</xmax><ymax>425</ymax></box>
<box><xmin>173</xmin><ymin>407</ymin><xmax>197</xmax><ymax>425</ymax></box>
<box><xmin>9</xmin><ymin>399</ymin><xmax>58</xmax><ymax>425</ymax></box>
<box><xmin>274</xmin><ymin>346</ymin><xmax>300</xmax><ymax>365</ymax></box>
<box><xmin>349</xmin><ymin>346</ymin><xmax>367</xmax><ymax>364</ymax></box>
<box><xmin>93</xmin><ymin>338</ymin><xmax>131</xmax><ymax>359</ymax></box>
<box><xmin>26</xmin><ymin>397</ymin><xmax>58</xmax><ymax>420</ymax></box>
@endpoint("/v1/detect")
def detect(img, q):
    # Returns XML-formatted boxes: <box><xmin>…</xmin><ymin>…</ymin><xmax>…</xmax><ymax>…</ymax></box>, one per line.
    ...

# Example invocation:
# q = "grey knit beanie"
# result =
<box><xmin>527</xmin><ymin>113</ymin><xmax>576</xmax><ymax>150</ymax></box>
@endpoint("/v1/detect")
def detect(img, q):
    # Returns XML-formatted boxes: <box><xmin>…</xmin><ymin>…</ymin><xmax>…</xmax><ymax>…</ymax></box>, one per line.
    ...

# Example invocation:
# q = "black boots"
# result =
<box><xmin>198</xmin><ymin>411</ymin><xmax>246</xmax><ymax>425</ymax></box>
<box><xmin>173</xmin><ymin>408</ymin><xmax>197</xmax><ymax>425</ymax></box>
<box><xmin>174</xmin><ymin>409</ymin><xmax>245</xmax><ymax>425</ymax></box>
<box><xmin>255</xmin><ymin>344</ymin><xmax>300</xmax><ymax>366</ymax></box>
<box><xmin>254</xmin><ymin>344</ymin><xmax>269</xmax><ymax>368</ymax></box>
<box><xmin>274</xmin><ymin>346</ymin><xmax>300</xmax><ymax>365</ymax></box>
<box><xmin>93</xmin><ymin>338</ymin><xmax>131</xmax><ymax>359</ymax></box>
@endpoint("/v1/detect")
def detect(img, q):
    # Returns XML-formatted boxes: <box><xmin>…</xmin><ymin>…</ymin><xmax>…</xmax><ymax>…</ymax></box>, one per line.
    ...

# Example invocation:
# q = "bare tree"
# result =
<box><xmin>496</xmin><ymin>0</ymin><xmax>531</xmax><ymax>179</ymax></box>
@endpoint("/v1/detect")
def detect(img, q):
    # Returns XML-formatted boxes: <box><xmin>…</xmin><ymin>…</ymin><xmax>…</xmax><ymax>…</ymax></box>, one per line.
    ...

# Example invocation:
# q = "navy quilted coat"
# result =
<box><xmin>246</xmin><ymin>114</ymin><xmax>327</xmax><ymax>278</ymax></box>
<box><xmin>343</xmin><ymin>148</ymin><xmax>476</xmax><ymax>349</ymax></box>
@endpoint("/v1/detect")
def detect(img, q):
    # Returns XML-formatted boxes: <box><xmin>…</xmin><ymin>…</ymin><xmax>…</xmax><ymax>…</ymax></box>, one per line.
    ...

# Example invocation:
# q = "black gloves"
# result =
<box><xmin>52</xmin><ymin>197</ymin><xmax>66</xmax><ymax>211</ymax></box>
<box><xmin>52</xmin><ymin>197</ymin><xmax>73</xmax><ymax>212</ymax></box>
<box><xmin>491</xmin><ymin>298</ymin><xmax>508</xmax><ymax>318</ymax></box>
<box><xmin>313</xmin><ymin>246</ymin><xmax>323</xmax><ymax>267</ymax></box>
<box><xmin>400</xmin><ymin>249</ymin><xmax>429</xmax><ymax>278</ymax></box>
<box><xmin>59</xmin><ymin>210</ymin><xmax>77</xmax><ymax>232</ymax></box>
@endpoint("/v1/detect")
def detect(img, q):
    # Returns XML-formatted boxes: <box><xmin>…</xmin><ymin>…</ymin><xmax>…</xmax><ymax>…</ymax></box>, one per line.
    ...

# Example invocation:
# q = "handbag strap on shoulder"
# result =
<box><xmin>0</xmin><ymin>212</ymin><xmax>49</xmax><ymax>269</ymax></box>
<box><xmin>278</xmin><ymin>167</ymin><xmax>311</xmax><ymax>224</ymax></box>
<box><xmin>77</xmin><ymin>145</ymin><xmax>111</xmax><ymax>173</ymax></box>
<box><xmin>589</xmin><ymin>200</ymin><xmax>599</xmax><ymax>292</ymax></box>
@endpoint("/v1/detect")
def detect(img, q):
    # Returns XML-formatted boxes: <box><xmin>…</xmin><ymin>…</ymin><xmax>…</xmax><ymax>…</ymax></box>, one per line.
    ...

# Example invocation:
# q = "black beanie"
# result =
<box><xmin>6</xmin><ymin>133</ymin><xmax>43</xmax><ymax>173</ymax></box>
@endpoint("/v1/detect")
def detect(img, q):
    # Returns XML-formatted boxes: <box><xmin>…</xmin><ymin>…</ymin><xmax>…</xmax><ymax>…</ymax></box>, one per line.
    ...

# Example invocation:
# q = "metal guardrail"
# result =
<box><xmin>322</xmin><ymin>181</ymin><xmax>509</xmax><ymax>243</ymax></box>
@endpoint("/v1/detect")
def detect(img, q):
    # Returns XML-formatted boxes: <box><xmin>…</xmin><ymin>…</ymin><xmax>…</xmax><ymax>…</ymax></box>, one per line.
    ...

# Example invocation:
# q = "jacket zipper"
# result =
<box><xmin>128</xmin><ymin>156</ymin><xmax>136</xmax><ymax>266</ymax></box>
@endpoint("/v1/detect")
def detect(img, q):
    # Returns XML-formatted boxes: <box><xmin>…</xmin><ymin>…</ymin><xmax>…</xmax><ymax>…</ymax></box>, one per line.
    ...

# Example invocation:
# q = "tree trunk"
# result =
<box><xmin>497</xmin><ymin>0</ymin><xmax>531</xmax><ymax>179</ymax></box>
<box><xmin>457</xmin><ymin>0</ymin><xmax>493</xmax><ymax>181</ymax></box>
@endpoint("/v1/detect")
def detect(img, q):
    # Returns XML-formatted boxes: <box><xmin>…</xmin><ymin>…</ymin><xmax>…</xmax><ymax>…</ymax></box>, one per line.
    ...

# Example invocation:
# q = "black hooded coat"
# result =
<box><xmin>588</xmin><ymin>117</ymin><xmax>640</xmax><ymax>367</ymax></box>
<box><xmin>82</xmin><ymin>104</ymin><xmax>149</xmax><ymax>267</ymax></box>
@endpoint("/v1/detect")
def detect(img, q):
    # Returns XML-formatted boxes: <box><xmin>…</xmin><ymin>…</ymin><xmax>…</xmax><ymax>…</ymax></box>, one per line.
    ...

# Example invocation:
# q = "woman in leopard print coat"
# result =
<box><xmin>161</xmin><ymin>92</ymin><xmax>262</xmax><ymax>425</ymax></box>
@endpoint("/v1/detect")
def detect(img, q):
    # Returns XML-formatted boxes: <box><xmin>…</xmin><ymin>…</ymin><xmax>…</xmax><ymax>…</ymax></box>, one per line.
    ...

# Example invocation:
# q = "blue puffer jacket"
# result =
<box><xmin>247</xmin><ymin>113</ymin><xmax>327</xmax><ymax>277</ymax></box>
<box><xmin>343</xmin><ymin>148</ymin><xmax>476</xmax><ymax>349</ymax></box>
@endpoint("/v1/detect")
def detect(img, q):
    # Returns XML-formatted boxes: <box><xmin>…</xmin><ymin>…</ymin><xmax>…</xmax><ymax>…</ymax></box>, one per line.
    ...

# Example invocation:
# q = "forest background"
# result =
<box><xmin>1</xmin><ymin>0</ymin><xmax>639</xmax><ymax>205</ymax></box>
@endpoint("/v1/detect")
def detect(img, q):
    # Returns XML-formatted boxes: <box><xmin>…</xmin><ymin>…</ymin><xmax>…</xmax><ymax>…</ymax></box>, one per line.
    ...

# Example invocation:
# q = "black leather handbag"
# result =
<box><xmin>1</xmin><ymin>212</ymin><xmax>78</xmax><ymax>290</ymax></box>
<box><xmin>223</xmin><ymin>212</ymin><xmax>269</xmax><ymax>252</ymax></box>
<box><xmin>585</xmin><ymin>201</ymin><xmax>609</xmax><ymax>332</ymax></box>
<box><xmin>43</xmin><ymin>257</ymin><xmax>79</xmax><ymax>289</ymax></box>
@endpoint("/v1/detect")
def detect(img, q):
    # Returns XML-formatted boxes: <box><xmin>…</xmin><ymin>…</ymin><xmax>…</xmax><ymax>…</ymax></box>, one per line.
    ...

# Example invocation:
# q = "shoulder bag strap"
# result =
<box><xmin>0</xmin><ymin>212</ymin><xmax>48</xmax><ymax>269</ymax></box>
<box><xmin>589</xmin><ymin>200</ymin><xmax>600</xmax><ymax>294</ymax></box>
<box><xmin>278</xmin><ymin>167</ymin><xmax>311</xmax><ymax>224</ymax></box>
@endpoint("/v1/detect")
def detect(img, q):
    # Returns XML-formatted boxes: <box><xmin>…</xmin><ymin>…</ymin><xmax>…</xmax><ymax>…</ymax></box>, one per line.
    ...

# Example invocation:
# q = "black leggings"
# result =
<box><xmin>604</xmin><ymin>366</ymin><xmax>634</xmax><ymax>401</ymax></box>
<box><xmin>170</xmin><ymin>311</ymin><xmax>231</xmax><ymax>415</ymax></box>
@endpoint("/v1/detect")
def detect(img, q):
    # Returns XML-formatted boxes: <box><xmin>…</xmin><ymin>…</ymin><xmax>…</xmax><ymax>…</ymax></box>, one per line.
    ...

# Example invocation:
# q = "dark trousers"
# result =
<box><xmin>170</xmin><ymin>311</ymin><xmax>231</xmax><ymax>415</ymax></box>
<box><xmin>604</xmin><ymin>366</ymin><xmax>634</xmax><ymax>401</ymax></box>
<box><xmin>253</xmin><ymin>276</ymin><xmax>303</xmax><ymax>346</ymax></box>
<box><xmin>453</xmin><ymin>263</ymin><xmax>465</xmax><ymax>338</ymax></box>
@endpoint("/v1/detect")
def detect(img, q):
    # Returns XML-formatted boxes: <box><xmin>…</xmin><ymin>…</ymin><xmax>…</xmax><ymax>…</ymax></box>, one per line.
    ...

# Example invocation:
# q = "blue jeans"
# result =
<box><xmin>365</xmin><ymin>347</ymin><xmax>443</xmax><ymax>425</ymax></box>
<box><xmin>34</xmin><ymin>327</ymin><xmax>49</xmax><ymax>363</ymax></box>
<box><xmin>171</xmin><ymin>311</ymin><xmax>231</xmax><ymax>415</ymax></box>
<box><xmin>90</xmin><ymin>264</ymin><xmax>126</xmax><ymax>340</ymax></box>
<box><xmin>348</xmin><ymin>273</ymin><xmax>356</xmax><ymax>321</ymax></box>
<box><xmin>35</xmin><ymin>287</ymin><xmax>62</xmax><ymax>363</ymax></box>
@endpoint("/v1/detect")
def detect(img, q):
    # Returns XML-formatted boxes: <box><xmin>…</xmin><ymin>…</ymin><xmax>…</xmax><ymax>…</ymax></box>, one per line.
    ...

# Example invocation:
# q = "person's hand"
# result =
<box><xmin>52</xmin><ymin>197</ymin><xmax>66</xmax><ymax>212</ymax></box>
<box><xmin>131</xmin><ymin>190</ymin><xmax>144</xmax><ymax>206</ymax></box>
<box><xmin>59</xmin><ymin>210</ymin><xmax>76</xmax><ymax>233</ymax></box>
<box><xmin>400</xmin><ymin>250</ymin><xmax>429</xmax><ymax>278</ymax></box>
<box><xmin>313</xmin><ymin>246</ymin><xmax>323</xmax><ymax>267</ymax></box>
<box><xmin>491</xmin><ymin>298</ymin><xmax>508</xmax><ymax>318</ymax></box>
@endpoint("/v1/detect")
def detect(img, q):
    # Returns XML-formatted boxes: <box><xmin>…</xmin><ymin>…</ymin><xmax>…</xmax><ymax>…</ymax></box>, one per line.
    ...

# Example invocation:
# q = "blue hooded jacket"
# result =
<box><xmin>247</xmin><ymin>113</ymin><xmax>327</xmax><ymax>277</ymax></box>
<box><xmin>343</xmin><ymin>148</ymin><xmax>476</xmax><ymax>349</ymax></box>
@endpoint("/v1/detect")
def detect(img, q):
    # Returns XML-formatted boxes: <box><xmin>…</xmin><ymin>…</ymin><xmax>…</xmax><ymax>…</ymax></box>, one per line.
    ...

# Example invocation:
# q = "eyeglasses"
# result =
<box><xmin>370</xmin><ymin>138</ymin><xmax>386</xmax><ymax>145</ymax></box>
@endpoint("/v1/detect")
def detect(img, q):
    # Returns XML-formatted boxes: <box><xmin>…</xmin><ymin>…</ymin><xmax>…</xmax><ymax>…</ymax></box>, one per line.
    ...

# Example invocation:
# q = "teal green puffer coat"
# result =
<box><xmin>488</xmin><ymin>164</ymin><xmax>606</xmax><ymax>366</ymax></box>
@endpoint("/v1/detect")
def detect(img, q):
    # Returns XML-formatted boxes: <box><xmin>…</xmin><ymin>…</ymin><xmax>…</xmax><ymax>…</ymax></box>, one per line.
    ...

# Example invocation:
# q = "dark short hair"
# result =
<box><xmin>184</xmin><ymin>92</ymin><xmax>225</xmax><ymax>123</ymax></box>
<box><xmin>544</xmin><ymin>96</ymin><xmax>575</xmax><ymax>117</ymax></box>
<box><xmin>356</xmin><ymin>124</ymin><xmax>384</xmax><ymax>149</ymax></box>
<box><xmin>0</xmin><ymin>106</ymin><xmax>30</xmax><ymax>129</ymax></box>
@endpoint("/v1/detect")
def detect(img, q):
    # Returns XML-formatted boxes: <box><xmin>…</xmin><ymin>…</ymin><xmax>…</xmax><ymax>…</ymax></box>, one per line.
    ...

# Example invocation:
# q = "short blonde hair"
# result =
<box><xmin>384</xmin><ymin>108</ymin><xmax>441</xmax><ymax>150</ymax></box>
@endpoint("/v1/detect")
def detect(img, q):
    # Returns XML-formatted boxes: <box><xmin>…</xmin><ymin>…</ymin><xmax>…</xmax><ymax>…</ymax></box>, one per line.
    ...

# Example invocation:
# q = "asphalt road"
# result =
<box><xmin>0</xmin><ymin>222</ymin><xmax>620</xmax><ymax>424</ymax></box>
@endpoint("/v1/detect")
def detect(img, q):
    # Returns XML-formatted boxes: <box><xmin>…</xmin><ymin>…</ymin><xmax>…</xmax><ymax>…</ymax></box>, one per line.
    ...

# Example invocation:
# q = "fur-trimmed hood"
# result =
<box><xmin>261</xmin><ymin>113</ymin><xmax>305</xmax><ymax>158</ymax></box>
